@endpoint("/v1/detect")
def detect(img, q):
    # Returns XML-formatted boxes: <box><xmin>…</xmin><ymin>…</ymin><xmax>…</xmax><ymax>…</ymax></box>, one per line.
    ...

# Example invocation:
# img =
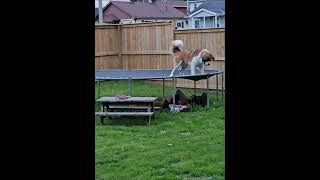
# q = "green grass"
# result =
<box><xmin>95</xmin><ymin>80</ymin><xmax>225</xmax><ymax>180</ymax></box>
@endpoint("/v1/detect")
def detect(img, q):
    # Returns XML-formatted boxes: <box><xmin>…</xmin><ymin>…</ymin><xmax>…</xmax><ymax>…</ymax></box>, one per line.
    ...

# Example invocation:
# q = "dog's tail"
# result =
<box><xmin>170</xmin><ymin>40</ymin><xmax>183</xmax><ymax>55</ymax></box>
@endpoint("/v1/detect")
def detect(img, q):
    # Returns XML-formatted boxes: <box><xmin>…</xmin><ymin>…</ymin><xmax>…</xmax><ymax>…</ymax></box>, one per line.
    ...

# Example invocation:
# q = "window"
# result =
<box><xmin>217</xmin><ymin>17</ymin><xmax>220</xmax><ymax>28</ymax></box>
<box><xmin>176</xmin><ymin>22</ymin><xmax>184</xmax><ymax>29</ymax></box>
<box><xmin>194</xmin><ymin>19</ymin><xmax>200</xmax><ymax>28</ymax></box>
<box><xmin>194</xmin><ymin>4</ymin><xmax>197</xmax><ymax>10</ymax></box>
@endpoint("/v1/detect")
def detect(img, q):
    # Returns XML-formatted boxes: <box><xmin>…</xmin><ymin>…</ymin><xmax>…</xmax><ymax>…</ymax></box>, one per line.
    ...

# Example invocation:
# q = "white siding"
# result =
<box><xmin>193</xmin><ymin>17</ymin><xmax>203</xmax><ymax>28</ymax></box>
<box><xmin>187</xmin><ymin>18</ymin><xmax>193</xmax><ymax>28</ymax></box>
<box><xmin>205</xmin><ymin>17</ymin><xmax>214</xmax><ymax>28</ymax></box>
<box><xmin>187</xmin><ymin>10</ymin><xmax>225</xmax><ymax>29</ymax></box>
<box><xmin>187</xmin><ymin>16</ymin><xmax>225</xmax><ymax>29</ymax></box>
<box><xmin>192</xmin><ymin>17</ymin><xmax>215</xmax><ymax>28</ymax></box>
<box><xmin>219</xmin><ymin>16</ymin><xmax>225</xmax><ymax>27</ymax></box>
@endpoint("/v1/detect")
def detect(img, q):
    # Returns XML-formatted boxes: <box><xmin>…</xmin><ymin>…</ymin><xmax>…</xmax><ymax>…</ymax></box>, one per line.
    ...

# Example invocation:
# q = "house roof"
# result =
<box><xmin>131</xmin><ymin>0</ymin><xmax>186</xmax><ymax>7</ymax></box>
<box><xmin>189</xmin><ymin>0</ymin><xmax>225</xmax><ymax>16</ymax></box>
<box><xmin>155</xmin><ymin>0</ymin><xmax>186</xmax><ymax>7</ymax></box>
<box><xmin>104</xmin><ymin>1</ymin><xmax>186</xmax><ymax>19</ymax></box>
<box><xmin>105</xmin><ymin>13</ymin><xmax>120</xmax><ymax>21</ymax></box>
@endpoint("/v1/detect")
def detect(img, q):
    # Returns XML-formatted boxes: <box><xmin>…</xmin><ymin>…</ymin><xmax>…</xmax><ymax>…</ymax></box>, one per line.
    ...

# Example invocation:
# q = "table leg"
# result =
<box><xmin>151</xmin><ymin>102</ymin><xmax>154</xmax><ymax>112</ymax></box>
<box><xmin>100</xmin><ymin>116</ymin><xmax>105</xmax><ymax>125</ymax></box>
<box><xmin>101</xmin><ymin>104</ymin><xmax>104</xmax><ymax>112</ymax></box>
<box><xmin>106</xmin><ymin>104</ymin><xmax>112</xmax><ymax>119</ymax></box>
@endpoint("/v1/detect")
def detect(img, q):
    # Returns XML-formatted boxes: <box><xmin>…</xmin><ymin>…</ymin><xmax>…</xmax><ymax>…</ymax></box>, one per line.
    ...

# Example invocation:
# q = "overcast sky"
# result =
<box><xmin>95</xmin><ymin>0</ymin><xmax>130</xmax><ymax>8</ymax></box>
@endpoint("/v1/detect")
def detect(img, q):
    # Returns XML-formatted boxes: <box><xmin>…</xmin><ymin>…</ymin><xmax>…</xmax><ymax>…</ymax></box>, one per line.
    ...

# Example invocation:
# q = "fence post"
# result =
<box><xmin>171</xmin><ymin>20</ymin><xmax>176</xmax><ymax>40</ymax></box>
<box><xmin>118</xmin><ymin>25</ymin><xmax>123</xmax><ymax>69</ymax></box>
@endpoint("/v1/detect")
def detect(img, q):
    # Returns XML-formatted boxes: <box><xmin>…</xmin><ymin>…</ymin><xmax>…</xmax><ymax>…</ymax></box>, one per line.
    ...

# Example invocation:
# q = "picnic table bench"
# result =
<box><xmin>95</xmin><ymin>97</ymin><xmax>158</xmax><ymax>126</ymax></box>
<box><xmin>95</xmin><ymin>111</ymin><xmax>154</xmax><ymax>125</ymax></box>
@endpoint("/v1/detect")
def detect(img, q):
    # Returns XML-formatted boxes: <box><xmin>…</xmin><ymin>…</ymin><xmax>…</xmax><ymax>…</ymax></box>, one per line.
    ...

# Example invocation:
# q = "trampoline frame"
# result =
<box><xmin>96</xmin><ymin>69</ymin><xmax>224</xmax><ymax>107</ymax></box>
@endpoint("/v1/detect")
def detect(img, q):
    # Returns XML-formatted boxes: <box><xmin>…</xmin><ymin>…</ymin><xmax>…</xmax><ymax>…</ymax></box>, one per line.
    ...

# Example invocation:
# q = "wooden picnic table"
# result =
<box><xmin>96</xmin><ymin>96</ymin><xmax>158</xmax><ymax>125</ymax></box>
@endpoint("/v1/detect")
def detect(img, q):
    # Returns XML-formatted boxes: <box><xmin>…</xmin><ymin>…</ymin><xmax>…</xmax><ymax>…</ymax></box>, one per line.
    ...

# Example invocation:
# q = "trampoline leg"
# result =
<box><xmin>222</xmin><ymin>73</ymin><xmax>224</xmax><ymax>102</ymax></box>
<box><xmin>194</xmin><ymin>80</ymin><xmax>196</xmax><ymax>96</ymax></box>
<box><xmin>98</xmin><ymin>80</ymin><xmax>100</xmax><ymax>98</ymax></box>
<box><xmin>216</xmin><ymin>75</ymin><xmax>219</xmax><ymax>102</ymax></box>
<box><xmin>128</xmin><ymin>78</ymin><xmax>131</xmax><ymax>96</ymax></box>
<box><xmin>162</xmin><ymin>78</ymin><xmax>165</xmax><ymax>98</ymax></box>
<box><xmin>206</xmin><ymin>76</ymin><xmax>210</xmax><ymax>107</ymax></box>
<box><xmin>172</xmin><ymin>77</ymin><xmax>176</xmax><ymax>106</ymax></box>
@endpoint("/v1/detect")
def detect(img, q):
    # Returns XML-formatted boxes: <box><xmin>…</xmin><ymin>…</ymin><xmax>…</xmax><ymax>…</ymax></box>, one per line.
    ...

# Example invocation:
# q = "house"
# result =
<box><xmin>186</xmin><ymin>0</ymin><xmax>225</xmax><ymax>29</ymax></box>
<box><xmin>102</xmin><ymin>0</ymin><xmax>187</xmax><ymax>29</ymax></box>
<box><xmin>186</xmin><ymin>0</ymin><xmax>206</xmax><ymax>14</ymax></box>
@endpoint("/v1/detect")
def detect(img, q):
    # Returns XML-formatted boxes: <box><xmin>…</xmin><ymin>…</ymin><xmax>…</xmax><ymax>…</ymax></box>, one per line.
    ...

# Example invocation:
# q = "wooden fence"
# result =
<box><xmin>95</xmin><ymin>22</ymin><xmax>225</xmax><ymax>90</ymax></box>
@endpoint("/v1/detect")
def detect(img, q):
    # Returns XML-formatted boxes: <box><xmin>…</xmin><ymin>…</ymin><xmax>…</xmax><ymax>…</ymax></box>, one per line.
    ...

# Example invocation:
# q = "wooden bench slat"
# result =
<box><xmin>106</xmin><ymin>112</ymin><xmax>154</xmax><ymax>116</ymax></box>
<box><xmin>95</xmin><ymin>112</ymin><xmax>108</xmax><ymax>116</ymax></box>
<box><xmin>95</xmin><ymin>112</ymin><xmax>154</xmax><ymax>116</ymax></box>
<box><xmin>108</xmin><ymin>106</ymin><xmax>160</xmax><ymax>110</ymax></box>
<box><xmin>95</xmin><ymin>111</ymin><xmax>155</xmax><ymax>126</ymax></box>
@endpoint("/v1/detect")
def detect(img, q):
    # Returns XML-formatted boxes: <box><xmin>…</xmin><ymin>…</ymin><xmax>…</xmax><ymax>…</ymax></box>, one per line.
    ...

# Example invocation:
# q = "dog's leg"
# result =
<box><xmin>179</xmin><ymin>68</ymin><xmax>184</xmax><ymax>75</ymax></box>
<box><xmin>179</xmin><ymin>63</ymin><xmax>188</xmax><ymax>75</ymax></box>
<box><xmin>191</xmin><ymin>58</ymin><xmax>196</xmax><ymax>75</ymax></box>
<box><xmin>170</xmin><ymin>57</ymin><xmax>177</xmax><ymax>76</ymax></box>
<box><xmin>201</xmin><ymin>63</ymin><xmax>205</xmax><ymax>74</ymax></box>
<box><xmin>170</xmin><ymin>61</ymin><xmax>182</xmax><ymax>77</ymax></box>
<box><xmin>191</xmin><ymin>64</ymin><xmax>196</xmax><ymax>75</ymax></box>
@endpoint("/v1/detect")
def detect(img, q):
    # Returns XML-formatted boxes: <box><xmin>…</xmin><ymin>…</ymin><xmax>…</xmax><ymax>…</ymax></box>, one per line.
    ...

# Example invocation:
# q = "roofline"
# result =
<box><xmin>103</xmin><ymin>1</ymin><xmax>134</xmax><ymax>18</ymax></box>
<box><xmin>102</xmin><ymin>1</ymin><xmax>111</xmax><ymax>11</ymax></box>
<box><xmin>188</xmin><ymin>0</ymin><xmax>206</xmax><ymax>1</ymax></box>
<box><xmin>172</xmin><ymin>5</ymin><xmax>187</xmax><ymax>7</ymax></box>
<box><xmin>104</xmin><ymin>17</ymin><xmax>186</xmax><ymax>22</ymax></box>
<box><xmin>188</xmin><ymin>8</ymin><xmax>218</xmax><ymax>17</ymax></box>
<box><xmin>135</xmin><ymin>17</ymin><xmax>186</xmax><ymax>20</ymax></box>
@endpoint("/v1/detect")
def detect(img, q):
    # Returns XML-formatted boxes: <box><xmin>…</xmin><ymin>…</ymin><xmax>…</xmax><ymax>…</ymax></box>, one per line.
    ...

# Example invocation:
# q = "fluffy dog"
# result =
<box><xmin>169</xmin><ymin>40</ymin><xmax>215</xmax><ymax>77</ymax></box>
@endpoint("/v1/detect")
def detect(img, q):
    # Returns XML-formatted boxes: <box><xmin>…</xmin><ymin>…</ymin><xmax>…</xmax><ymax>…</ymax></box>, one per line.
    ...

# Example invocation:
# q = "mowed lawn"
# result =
<box><xmin>95</xmin><ymin>80</ymin><xmax>225</xmax><ymax>180</ymax></box>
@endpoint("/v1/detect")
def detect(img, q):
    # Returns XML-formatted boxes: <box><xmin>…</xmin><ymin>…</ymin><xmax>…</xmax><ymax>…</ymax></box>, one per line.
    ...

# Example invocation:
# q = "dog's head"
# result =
<box><xmin>201</xmin><ymin>51</ymin><xmax>215</xmax><ymax>66</ymax></box>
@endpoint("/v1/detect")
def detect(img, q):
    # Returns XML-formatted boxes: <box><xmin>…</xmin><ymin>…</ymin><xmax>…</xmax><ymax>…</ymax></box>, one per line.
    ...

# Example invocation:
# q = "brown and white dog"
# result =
<box><xmin>169</xmin><ymin>40</ymin><xmax>215</xmax><ymax>77</ymax></box>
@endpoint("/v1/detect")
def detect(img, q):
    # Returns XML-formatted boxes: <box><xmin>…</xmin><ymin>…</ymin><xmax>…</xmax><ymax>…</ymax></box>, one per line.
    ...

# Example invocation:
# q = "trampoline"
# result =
<box><xmin>95</xmin><ymin>69</ymin><xmax>224</xmax><ymax>107</ymax></box>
